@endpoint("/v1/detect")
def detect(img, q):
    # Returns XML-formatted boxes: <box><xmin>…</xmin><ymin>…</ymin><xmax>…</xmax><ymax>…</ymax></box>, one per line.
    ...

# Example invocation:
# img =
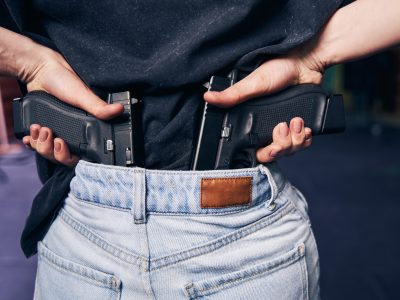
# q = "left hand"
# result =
<box><xmin>254</xmin><ymin>117</ymin><xmax>312</xmax><ymax>163</ymax></box>
<box><xmin>203</xmin><ymin>49</ymin><xmax>325</xmax><ymax>162</ymax></box>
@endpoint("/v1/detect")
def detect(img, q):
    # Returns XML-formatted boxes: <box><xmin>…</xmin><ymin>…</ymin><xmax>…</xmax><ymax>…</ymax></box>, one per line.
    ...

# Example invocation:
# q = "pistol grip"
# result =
<box><xmin>194</xmin><ymin>83</ymin><xmax>346</xmax><ymax>170</ymax></box>
<box><xmin>13</xmin><ymin>91</ymin><xmax>114</xmax><ymax>164</ymax></box>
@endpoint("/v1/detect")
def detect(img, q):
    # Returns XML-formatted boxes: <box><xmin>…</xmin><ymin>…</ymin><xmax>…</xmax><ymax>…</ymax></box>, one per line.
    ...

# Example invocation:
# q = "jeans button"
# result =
<box><xmin>266</xmin><ymin>201</ymin><xmax>277</xmax><ymax>211</ymax></box>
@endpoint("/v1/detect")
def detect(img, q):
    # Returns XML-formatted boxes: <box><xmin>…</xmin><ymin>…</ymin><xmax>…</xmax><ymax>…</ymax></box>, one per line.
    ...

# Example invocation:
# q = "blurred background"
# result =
<box><xmin>0</xmin><ymin>49</ymin><xmax>400</xmax><ymax>299</ymax></box>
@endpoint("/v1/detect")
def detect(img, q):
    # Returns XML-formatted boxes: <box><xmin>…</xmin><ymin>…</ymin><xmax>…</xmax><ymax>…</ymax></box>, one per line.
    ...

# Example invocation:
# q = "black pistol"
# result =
<box><xmin>12</xmin><ymin>91</ymin><xmax>144</xmax><ymax>167</ymax></box>
<box><xmin>192</xmin><ymin>73</ymin><xmax>346</xmax><ymax>170</ymax></box>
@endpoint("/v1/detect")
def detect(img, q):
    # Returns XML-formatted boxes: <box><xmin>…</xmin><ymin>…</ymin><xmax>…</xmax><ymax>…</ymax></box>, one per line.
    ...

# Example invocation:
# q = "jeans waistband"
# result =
<box><xmin>70</xmin><ymin>160</ymin><xmax>288</xmax><ymax>223</ymax></box>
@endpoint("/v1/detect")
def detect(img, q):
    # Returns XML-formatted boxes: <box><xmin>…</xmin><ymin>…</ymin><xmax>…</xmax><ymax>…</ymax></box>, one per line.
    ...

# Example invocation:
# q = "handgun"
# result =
<box><xmin>12</xmin><ymin>91</ymin><xmax>144</xmax><ymax>167</ymax></box>
<box><xmin>13</xmin><ymin>78</ymin><xmax>345</xmax><ymax>170</ymax></box>
<box><xmin>192</xmin><ymin>73</ymin><xmax>346</xmax><ymax>170</ymax></box>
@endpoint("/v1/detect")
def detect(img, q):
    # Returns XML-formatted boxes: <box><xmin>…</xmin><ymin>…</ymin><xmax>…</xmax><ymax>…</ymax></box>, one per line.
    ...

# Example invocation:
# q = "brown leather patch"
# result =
<box><xmin>201</xmin><ymin>177</ymin><xmax>252</xmax><ymax>208</ymax></box>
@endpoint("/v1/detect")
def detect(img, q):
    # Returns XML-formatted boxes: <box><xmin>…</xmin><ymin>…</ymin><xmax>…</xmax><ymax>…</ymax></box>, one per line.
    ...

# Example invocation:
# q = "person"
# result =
<box><xmin>1</xmin><ymin>0</ymin><xmax>399</xmax><ymax>298</ymax></box>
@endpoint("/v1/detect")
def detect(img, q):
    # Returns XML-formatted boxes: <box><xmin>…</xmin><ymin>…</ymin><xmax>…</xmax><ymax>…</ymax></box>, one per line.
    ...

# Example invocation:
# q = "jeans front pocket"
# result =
<box><xmin>184</xmin><ymin>244</ymin><xmax>308</xmax><ymax>300</ymax></box>
<box><xmin>34</xmin><ymin>242</ymin><xmax>122</xmax><ymax>300</ymax></box>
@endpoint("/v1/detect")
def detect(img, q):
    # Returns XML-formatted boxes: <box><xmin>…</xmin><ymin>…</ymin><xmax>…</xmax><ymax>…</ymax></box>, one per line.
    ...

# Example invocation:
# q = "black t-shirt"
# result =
<box><xmin>3</xmin><ymin>0</ymin><xmax>342</xmax><ymax>169</ymax></box>
<box><xmin>1</xmin><ymin>0</ymin><xmax>342</xmax><ymax>256</ymax></box>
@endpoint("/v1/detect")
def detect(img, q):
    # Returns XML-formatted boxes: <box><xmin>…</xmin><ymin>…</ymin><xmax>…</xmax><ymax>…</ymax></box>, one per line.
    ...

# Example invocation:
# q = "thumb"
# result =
<box><xmin>29</xmin><ymin>67</ymin><xmax>124</xmax><ymax>120</ymax></box>
<box><xmin>204</xmin><ymin>58</ymin><xmax>299</xmax><ymax>108</ymax></box>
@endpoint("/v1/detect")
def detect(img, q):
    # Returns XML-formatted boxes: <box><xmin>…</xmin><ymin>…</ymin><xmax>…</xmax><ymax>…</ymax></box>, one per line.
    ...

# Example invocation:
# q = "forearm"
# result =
<box><xmin>315</xmin><ymin>0</ymin><xmax>400</xmax><ymax>67</ymax></box>
<box><xmin>0</xmin><ymin>27</ymin><xmax>46</xmax><ymax>81</ymax></box>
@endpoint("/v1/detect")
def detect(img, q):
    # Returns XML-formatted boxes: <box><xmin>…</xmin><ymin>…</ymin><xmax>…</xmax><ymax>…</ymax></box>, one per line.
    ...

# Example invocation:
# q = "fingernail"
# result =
<box><xmin>39</xmin><ymin>131</ymin><xmax>48</xmax><ymax>142</ymax></box>
<box><xmin>294</xmin><ymin>120</ymin><xmax>302</xmax><ymax>134</ymax></box>
<box><xmin>31</xmin><ymin>129</ymin><xmax>39</xmax><ymax>140</ymax></box>
<box><xmin>54</xmin><ymin>141</ymin><xmax>61</xmax><ymax>152</ymax></box>
<box><xmin>279</xmin><ymin>123</ymin><xmax>289</xmax><ymax>136</ymax></box>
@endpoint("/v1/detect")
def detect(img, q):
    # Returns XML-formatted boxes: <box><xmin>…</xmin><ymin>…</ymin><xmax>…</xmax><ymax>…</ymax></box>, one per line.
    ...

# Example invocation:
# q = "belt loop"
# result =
<box><xmin>259</xmin><ymin>163</ymin><xmax>280</xmax><ymax>210</ymax></box>
<box><xmin>133</xmin><ymin>168</ymin><xmax>147</xmax><ymax>224</ymax></box>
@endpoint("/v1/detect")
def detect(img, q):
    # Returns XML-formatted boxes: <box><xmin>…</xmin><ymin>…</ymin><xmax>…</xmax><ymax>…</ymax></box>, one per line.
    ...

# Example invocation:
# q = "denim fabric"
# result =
<box><xmin>34</xmin><ymin>160</ymin><xmax>320</xmax><ymax>299</ymax></box>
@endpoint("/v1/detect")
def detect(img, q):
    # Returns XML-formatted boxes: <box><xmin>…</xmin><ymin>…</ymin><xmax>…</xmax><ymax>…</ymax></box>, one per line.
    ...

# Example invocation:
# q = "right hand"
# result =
<box><xmin>204</xmin><ymin>43</ymin><xmax>325</xmax><ymax>163</ymax></box>
<box><xmin>16</xmin><ymin>37</ymin><xmax>124</xmax><ymax>167</ymax></box>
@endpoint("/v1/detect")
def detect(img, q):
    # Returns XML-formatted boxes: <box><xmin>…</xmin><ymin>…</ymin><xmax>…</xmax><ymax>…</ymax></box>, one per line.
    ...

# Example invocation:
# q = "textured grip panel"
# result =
<box><xmin>28</xmin><ymin>91</ymin><xmax>87</xmax><ymax>115</ymax></box>
<box><xmin>26</xmin><ymin>101</ymin><xmax>84</xmax><ymax>144</ymax></box>
<box><xmin>16</xmin><ymin>92</ymin><xmax>117</xmax><ymax>165</ymax></box>
<box><xmin>21</xmin><ymin>92</ymin><xmax>93</xmax><ymax>154</ymax></box>
<box><xmin>219</xmin><ymin>88</ymin><xmax>329</xmax><ymax>169</ymax></box>
<box><xmin>252</xmin><ymin>96</ymin><xmax>317</xmax><ymax>144</ymax></box>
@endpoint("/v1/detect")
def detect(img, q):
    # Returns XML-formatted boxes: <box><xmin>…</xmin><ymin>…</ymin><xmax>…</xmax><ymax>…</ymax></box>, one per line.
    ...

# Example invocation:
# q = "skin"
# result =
<box><xmin>0</xmin><ymin>27</ymin><xmax>123</xmax><ymax>167</ymax></box>
<box><xmin>205</xmin><ymin>0</ymin><xmax>400</xmax><ymax>162</ymax></box>
<box><xmin>1</xmin><ymin>0</ymin><xmax>400</xmax><ymax>167</ymax></box>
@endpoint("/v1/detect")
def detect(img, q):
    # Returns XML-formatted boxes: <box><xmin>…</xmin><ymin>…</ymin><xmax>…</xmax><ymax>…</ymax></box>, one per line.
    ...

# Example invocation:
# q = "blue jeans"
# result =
<box><xmin>34</xmin><ymin>160</ymin><xmax>320</xmax><ymax>299</ymax></box>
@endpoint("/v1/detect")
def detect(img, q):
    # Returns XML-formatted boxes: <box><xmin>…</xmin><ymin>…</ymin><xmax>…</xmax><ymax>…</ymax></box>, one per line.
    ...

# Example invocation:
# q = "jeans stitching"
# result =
<box><xmin>71</xmin><ymin>192</ymin><xmax>132</xmax><ymax>210</ymax></box>
<box><xmin>286</xmin><ymin>185</ymin><xmax>310</xmax><ymax>224</ymax></box>
<box><xmin>148</xmin><ymin>206</ymin><xmax>251</xmax><ymax>216</ymax></box>
<box><xmin>69</xmin><ymin>194</ymin><xmax>131</xmax><ymax>212</ymax></box>
<box><xmin>150</xmin><ymin>201</ymin><xmax>295</xmax><ymax>271</ymax></box>
<box><xmin>71</xmin><ymin>192</ymin><xmax>258</xmax><ymax>216</ymax></box>
<box><xmin>307</xmin><ymin>225</ymin><xmax>320</xmax><ymax>298</ymax></box>
<box><xmin>37</xmin><ymin>242</ymin><xmax>121</xmax><ymax>291</ymax></box>
<box><xmin>39</xmin><ymin>255</ymin><xmax>117</xmax><ymax>291</ymax></box>
<box><xmin>79</xmin><ymin>160</ymin><xmax>260</xmax><ymax>176</ymax></box>
<box><xmin>299</xmin><ymin>246</ymin><xmax>309</xmax><ymax>300</ymax></box>
<box><xmin>74</xmin><ymin>161</ymin><xmax>274</xmax><ymax>216</ymax></box>
<box><xmin>58</xmin><ymin>209</ymin><xmax>146</xmax><ymax>266</ymax></box>
<box><xmin>186</xmin><ymin>244</ymin><xmax>305</xmax><ymax>297</ymax></box>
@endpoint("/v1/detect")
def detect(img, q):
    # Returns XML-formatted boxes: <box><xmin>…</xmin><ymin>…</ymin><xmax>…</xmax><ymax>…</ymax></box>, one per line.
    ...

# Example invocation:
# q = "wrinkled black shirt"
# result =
<box><xmin>3</xmin><ymin>0</ymin><xmax>343</xmax><ymax>169</ymax></box>
<box><xmin>1</xmin><ymin>0</ymin><xmax>342</xmax><ymax>256</ymax></box>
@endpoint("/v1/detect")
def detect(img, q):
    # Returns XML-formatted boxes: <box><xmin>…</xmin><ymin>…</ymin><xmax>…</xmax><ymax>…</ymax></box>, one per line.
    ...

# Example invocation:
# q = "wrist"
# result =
<box><xmin>288</xmin><ymin>45</ymin><xmax>325</xmax><ymax>86</ymax></box>
<box><xmin>15</xmin><ymin>38</ymin><xmax>54</xmax><ymax>83</ymax></box>
<box><xmin>0</xmin><ymin>28</ymin><xmax>51</xmax><ymax>81</ymax></box>
<box><xmin>309</xmin><ymin>27</ymin><xmax>340</xmax><ymax>69</ymax></box>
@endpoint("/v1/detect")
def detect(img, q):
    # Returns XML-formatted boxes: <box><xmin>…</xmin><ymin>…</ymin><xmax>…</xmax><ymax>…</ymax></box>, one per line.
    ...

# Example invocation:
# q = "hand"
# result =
<box><xmin>203</xmin><ymin>47</ymin><xmax>325</xmax><ymax>163</ymax></box>
<box><xmin>14</xmin><ymin>38</ymin><xmax>124</xmax><ymax>167</ymax></box>
<box><xmin>255</xmin><ymin>118</ymin><xmax>312</xmax><ymax>163</ymax></box>
<box><xmin>23</xmin><ymin>124</ymin><xmax>79</xmax><ymax>168</ymax></box>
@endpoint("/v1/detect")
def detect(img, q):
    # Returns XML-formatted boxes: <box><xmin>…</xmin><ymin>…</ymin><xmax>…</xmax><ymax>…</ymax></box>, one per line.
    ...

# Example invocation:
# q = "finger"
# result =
<box><xmin>204</xmin><ymin>58</ymin><xmax>298</xmax><ymax>107</ymax></box>
<box><xmin>53</xmin><ymin>138</ymin><xmax>79</xmax><ymax>167</ymax></box>
<box><xmin>36</xmin><ymin>127</ymin><xmax>55</xmax><ymax>160</ymax></box>
<box><xmin>256</xmin><ymin>143</ymin><xmax>283</xmax><ymax>163</ymax></box>
<box><xmin>54</xmin><ymin>75</ymin><xmax>124</xmax><ymax>120</ymax></box>
<box><xmin>290</xmin><ymin>118</ymin><xmax>305</xmax><ymax>150</ymax></box>
<box><xmin>22</xmin><ymin>136</ymin><xmax>34</xmax><ymax>150</ymax></box>
<box><xmin>305</xmin><ymin>127</ymin><xmax>312</xmax><ymax>140</ymax></box>
<box><xmin>204</xmin><ymin>71</ymin><xmax>269</xmax><ymax>107</ymax></box>
<box><xmin>256</xmin><ymin>122</ymin><xmax>291</xmax><ymax>163</ymax></box>
<box><xmin>29</xmin><ymin>124</ymin><xmax>41</xmax><ymax>149</ymax></box>
<box><xmin>272</xmin><ymin>122</ymin><xmax>293</xmax><ymax>153</ymax></box>
<box><xmin>33</xmin><ymin>68</ymin><xmax>124</xmax><ymax>120</ymax></box>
